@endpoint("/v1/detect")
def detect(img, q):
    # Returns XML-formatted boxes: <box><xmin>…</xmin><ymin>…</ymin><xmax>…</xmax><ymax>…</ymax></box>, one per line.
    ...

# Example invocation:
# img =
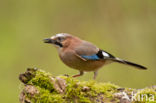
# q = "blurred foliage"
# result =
<box><xmin>0</xmin><ymin>0</ymin><xmax>156</xmax><ymax>102</ymax></box>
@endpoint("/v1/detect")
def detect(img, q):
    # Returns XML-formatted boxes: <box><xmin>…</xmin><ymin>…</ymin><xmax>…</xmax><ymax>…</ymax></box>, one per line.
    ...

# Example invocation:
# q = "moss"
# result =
<box><xmin>22</xmin><ymin>70</ymin><xmax>65</xmax><ymax>103</ymax></box>
<box><xmin>22</xmin><ymin>70</ymin><xmax>120</xmax><ymax>103</ymax></box>
<box><xmin>25</xmin><ymin>87</ymin><xmax>64</xmax><ymax>103</ymax></box>
<box><xmin>64</xmin><ymin>77</ymin><xmax>89</xmax><ymax>102</ymax></box>
<box><xmin>27</xmin><ymin>70</ymin><xmax>55</xmax><ymax>93</ymax></box>
<box><xmin>19</xmin><ymin>69</ymin><xmax>156</xmax><ymax>103</ymax></box>
<box><xmin>63</xmin><ymin>77</ymin><xmax>119</xmax><ymax>103</ymax></box>
<box><xmin>85</xmin><ymin>81</ymin><xmax>119</xmax><ymax>95</ymax></box>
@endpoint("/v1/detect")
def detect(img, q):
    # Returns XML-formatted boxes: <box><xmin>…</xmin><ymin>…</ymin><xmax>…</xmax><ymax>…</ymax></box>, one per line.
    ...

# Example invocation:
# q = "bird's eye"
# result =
<box><xmin>58</xmin><ymin>37</ymin><xmax>61</xmax><ymax>40</ymax></box>
<box><xmin>57</xmin><ymin>37</ymin><xmax>64</xmax><ymax>42</ymax></box>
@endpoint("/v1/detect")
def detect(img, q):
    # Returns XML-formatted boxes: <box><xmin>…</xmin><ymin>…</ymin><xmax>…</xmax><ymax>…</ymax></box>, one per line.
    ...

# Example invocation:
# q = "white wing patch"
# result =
<box><xmin>102</xmin><ymin>51</ymin><xmax>110</xmax><ymax>57</ymax></box>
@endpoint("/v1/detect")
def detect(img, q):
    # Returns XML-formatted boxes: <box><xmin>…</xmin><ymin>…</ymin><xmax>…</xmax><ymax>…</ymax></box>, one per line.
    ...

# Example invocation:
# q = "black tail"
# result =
<box><xmin>111</xmin><ymin>58</ymin><xmax>147</xmax><ymax>70</ymax></box>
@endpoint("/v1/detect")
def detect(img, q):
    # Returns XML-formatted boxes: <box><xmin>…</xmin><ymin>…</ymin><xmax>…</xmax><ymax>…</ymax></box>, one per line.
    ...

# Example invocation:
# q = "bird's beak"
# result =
<box><xmin>43</xmin><ymin>38</ymin><xmax>55</xmax><ymax>44</ymax></box>
<box><xmin>43</xmin><ymin>38</ymin><xmax>63</xmax><ymax>47</ymax></box>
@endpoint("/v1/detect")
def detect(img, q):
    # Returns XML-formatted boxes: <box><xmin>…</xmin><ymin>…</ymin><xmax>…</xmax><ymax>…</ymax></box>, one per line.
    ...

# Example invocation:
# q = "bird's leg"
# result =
<box><xmin>72</xmin><ymin>71</ymin><xmax>84</xmax><ymax>78</ymax></box>
<box><xmin>93</xmin><ymin>71</ymin><xmax>98</xmax><ymax>79</ymax></box>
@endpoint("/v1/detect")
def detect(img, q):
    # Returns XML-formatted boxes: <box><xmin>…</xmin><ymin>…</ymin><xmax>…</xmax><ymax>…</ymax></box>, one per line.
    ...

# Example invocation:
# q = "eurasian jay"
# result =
<box><xmin>43</xmin><ymin>33</ymin><xmax>147</xmax><ymax>79</ymax></box>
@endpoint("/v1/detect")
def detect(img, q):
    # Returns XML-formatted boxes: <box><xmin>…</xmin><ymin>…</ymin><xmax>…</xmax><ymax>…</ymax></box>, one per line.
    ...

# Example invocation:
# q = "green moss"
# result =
<box><xmin>64</xmin><ymin>77</ymin><xmax>88</xmax><ymax>102</ymax></box>
<box><xmin>21</xmin><ymin>69</ymin><xmax>156</xmax><ymax>103</ymax></box>
<box><xmin>26</xmin><ymin>87</ymin><xmax>64</xmax><ymax>103</ymax></box>
<box><xmin>27</xmin><ymin>70</ymin><xmax>55</xmax><ymax>92</ymax></box>
<box><xmin>85</xmin><ymin>81</ymin><xmax>119</xmax><ymax>95</ymax></box>
<box><xmin>26</xmin><ymin>70</ymin><xmax>120</xmax><ymax>103</ymax></box>
<box><xmin>63</xmin><ymin>77</ymin><xmax>119</xmax><ymax>103</ymax></box>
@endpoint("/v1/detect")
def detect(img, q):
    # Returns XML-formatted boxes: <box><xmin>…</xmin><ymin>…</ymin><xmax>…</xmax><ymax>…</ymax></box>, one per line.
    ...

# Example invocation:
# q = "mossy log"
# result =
<box><xmin>19</xmin><ymin>68</ymin><xmax>156</xmax><ymax>103</ymax></box>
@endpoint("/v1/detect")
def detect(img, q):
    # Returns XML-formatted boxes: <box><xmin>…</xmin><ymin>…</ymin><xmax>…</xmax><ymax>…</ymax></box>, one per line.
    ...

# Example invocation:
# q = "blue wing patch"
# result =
<box><xmin>81</xmin><ymin>54</ymin><xmax>100</xmax><ymax>60</ymax></box>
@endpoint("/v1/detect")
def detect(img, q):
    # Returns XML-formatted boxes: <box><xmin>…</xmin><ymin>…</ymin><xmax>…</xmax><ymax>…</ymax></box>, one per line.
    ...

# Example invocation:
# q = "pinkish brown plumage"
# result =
<box><xmin>44</xmin><ymin>33</ymin><xmax>147</xmax><ymax>79</ymax></box>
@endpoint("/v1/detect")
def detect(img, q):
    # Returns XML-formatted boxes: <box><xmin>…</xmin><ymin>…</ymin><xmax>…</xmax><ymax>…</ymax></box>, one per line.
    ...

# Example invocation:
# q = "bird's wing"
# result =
<box><xmin>74</xmin><ymin>53</ymin><xmax>87</xmax><ymax>61</ymax></box>
<box><xmin>74</xmin><ymin>41</ymin><xmax>115</xmax><ymax>61</ymax></box>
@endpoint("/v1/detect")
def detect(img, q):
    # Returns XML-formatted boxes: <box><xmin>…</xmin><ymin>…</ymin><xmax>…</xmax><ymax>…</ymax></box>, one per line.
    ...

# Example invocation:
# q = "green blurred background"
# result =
<box><xmin>0</xmin><ymin>0</ymin><xmax>156</xmax><ymax>102</ymax></box>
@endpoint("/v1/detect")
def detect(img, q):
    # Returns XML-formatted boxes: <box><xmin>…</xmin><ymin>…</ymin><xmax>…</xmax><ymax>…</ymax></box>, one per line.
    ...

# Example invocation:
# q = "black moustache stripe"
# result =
<box><xmin>55</xmin><ymin>42</ymin><xmax>63</xmax><ymax>47</ymax></box>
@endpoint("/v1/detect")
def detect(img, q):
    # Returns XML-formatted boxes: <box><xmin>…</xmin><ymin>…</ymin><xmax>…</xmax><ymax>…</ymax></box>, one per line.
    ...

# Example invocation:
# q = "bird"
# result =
<box><xmin>43</xmin><ymin>33</ymin><xmax>147</xmax><ymax>79</ymax></box>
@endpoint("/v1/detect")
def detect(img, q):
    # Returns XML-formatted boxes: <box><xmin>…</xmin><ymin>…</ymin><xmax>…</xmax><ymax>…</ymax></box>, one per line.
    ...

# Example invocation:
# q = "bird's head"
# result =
<box><xmin>43</xmin><ymin>33</ymin><xmax>74</xmax><ymax>49</ymax></box>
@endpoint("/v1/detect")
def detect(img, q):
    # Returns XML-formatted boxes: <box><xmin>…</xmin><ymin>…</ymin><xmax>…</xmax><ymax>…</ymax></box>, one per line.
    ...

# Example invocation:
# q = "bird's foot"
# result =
<box><xmin>72</xmin><ymin>71</ymin><xmax>84</xmax><ymax>78</ymax></box>
<box><xmin>72</xmin><ymin>74</ymin><xmax>81</xmax><ymax>78</ymax></box>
